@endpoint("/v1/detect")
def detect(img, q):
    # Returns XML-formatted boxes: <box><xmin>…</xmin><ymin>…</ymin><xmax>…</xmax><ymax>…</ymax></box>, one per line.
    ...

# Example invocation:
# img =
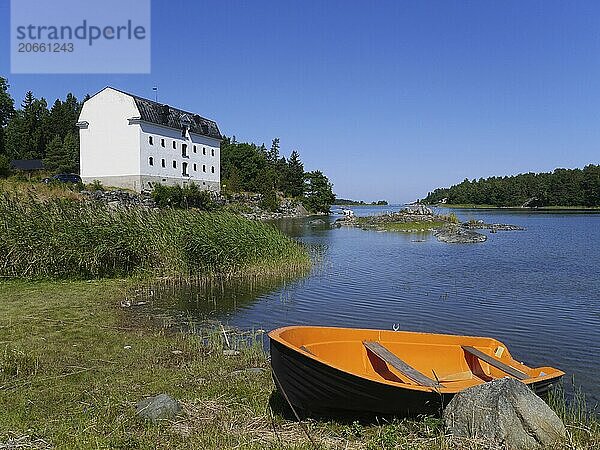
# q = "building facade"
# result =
<box><xmin>78</xmin><ymin>87</ymin><xmax>222</xmax><ymax>192</ymax></box>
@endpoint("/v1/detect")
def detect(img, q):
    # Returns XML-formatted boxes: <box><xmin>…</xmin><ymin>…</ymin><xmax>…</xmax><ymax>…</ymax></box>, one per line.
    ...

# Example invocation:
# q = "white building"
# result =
<box><xmin>77</xmin><ymin>87</ymin><xmax>222</xmax><ymax>192</ymax></box>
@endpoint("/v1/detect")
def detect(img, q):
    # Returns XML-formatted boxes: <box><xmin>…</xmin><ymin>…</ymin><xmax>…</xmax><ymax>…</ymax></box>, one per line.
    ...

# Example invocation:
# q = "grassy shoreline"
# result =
<box><xmin>0</xmin><ymin>196</ymin><xmax>310</xmax><ymax>280</ymax></box>
<box><xmin>1</xmin><ymin>280</ymin><xmax>598</xmax><ymax>449</ymax></box>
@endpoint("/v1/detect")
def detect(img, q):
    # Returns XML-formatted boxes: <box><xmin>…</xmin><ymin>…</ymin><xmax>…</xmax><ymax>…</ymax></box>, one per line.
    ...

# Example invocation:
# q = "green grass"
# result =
<box><xmin>0</xmin><ymin>195</ymin><xmax>309</xmax><ymax>280</ymax></box>
<box><xmin>0</xmin><ymin>280</ymin><xmax>598</xmax><ymax>449</ymax></box>
<box><xmin>0</xmin><ymin>280</ymin><xmax>276</xmax><ymax>449</ymax></box>
<box><xmin>0</xmin><ymin>177</ymin><xmax>84</xmax><ymax>202</ymax></box>
<box><xmin>355</xmin><ymin>216</ymin><xmax>447</xmax><ymax>233</ymax></box>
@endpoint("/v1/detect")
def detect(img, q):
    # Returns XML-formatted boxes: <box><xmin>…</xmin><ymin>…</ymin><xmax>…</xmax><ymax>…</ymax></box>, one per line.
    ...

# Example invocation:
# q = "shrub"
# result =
<box><xmin>88</xmin><ymin>180</ymin><xmax>104</xmax><ymax>191</ymax></box>
<box><xmin>259</xmin><ymin>189</ymin><xmax>279</xmax><ymax>212</ymax></box>
<box><xmin>152</xmin><ymin>183</ymin><xmax>215</xmax><ymax>211</ymax></box>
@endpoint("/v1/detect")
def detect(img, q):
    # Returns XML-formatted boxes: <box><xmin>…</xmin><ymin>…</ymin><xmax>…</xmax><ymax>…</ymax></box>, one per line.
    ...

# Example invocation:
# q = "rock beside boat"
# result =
<box><xmin>136</xmin><ymin>393</ymin><xmax>181</xmax><ymax>421</ymax></box>
<box><xmin>433</xmin><ymin>226</ymin><xmax>487</xmax><ymax>243</ymax></box>
<box><xmin>443</xmin><ymin>378</ymin><xmax>566</xmax><ymax>450</ymax></box>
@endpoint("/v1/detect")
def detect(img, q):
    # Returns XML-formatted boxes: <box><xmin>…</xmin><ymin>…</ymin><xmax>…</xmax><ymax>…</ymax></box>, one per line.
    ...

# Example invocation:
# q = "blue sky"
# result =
<box><xmin>2</xmin><ymin>1</ymin><xmax>600</xmax><ymax>203</ymax></box>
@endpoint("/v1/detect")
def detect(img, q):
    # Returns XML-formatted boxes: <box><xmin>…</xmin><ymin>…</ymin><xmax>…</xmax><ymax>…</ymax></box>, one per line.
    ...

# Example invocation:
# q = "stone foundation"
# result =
<box><xmin>81</xmin><ymin>175</ymin><xmax>220</xmax><ymax>193</ymax></box>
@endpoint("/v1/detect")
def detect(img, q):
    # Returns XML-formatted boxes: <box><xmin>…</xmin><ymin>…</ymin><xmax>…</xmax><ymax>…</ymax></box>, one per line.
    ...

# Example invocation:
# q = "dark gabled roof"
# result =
<box><xmin>88</xmin><ymin>87</ymin><xmax>222</xmax><ymax>140</ymax></box>
<box><xmin>10</xmin><ymin>159</ymin><xmax>44</xmax><ymax>170</ymax></box>
<box><xmin>131</xmin><ymin>94</ymin><xmax>222</xmax><ymax>140</ymax></box>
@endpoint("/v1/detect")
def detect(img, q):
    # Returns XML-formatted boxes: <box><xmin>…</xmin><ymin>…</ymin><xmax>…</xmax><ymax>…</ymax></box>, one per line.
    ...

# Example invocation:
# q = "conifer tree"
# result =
<box><xmin>284</xmin><ymin>150</ymin><xmax>304</xmax><ymax>197</ymax></box>
<box><xmin>43</xmin><ymin>135</ymin><xmax>64</xmax><ymax>172</ymax></box>
<box><xmin>0</xmin><ymin>77</ymin><xmax>15</xmax><ymax>155</ymax></box>
<box><xmin>267</xmin><ymin>138</ymin><xmax>280</xmax><ymax>163</ymax></box>
<box><xmin>44</xmin><ymin>132</ymin><xmax>78</xmax><ymax>173</ymax></box>
<box><xmin>5</xmin><ymin>91</ymin><xmax>49</xmax><ymax>160</ymax></box>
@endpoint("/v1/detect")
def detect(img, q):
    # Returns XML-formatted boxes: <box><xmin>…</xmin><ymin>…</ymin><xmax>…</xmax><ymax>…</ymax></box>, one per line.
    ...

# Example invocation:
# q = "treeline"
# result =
<box><xmin>0</xmin><ymin>77</ymin><xmax>83</xmax><ymax>174</ymax></box>
<box><xmin>336</xmin><ymin>199</ymin><xmax>388</xmax><ymax>206</ymax></box>
<box><xmin>423</xmin><ymin>165</ymin><xmax>600</xmax><ymax>207</ymax></box>
<box><xmin>221</xmin><ymin>137</ymin><xmax>335</xmax><ymax>213</ymax></box>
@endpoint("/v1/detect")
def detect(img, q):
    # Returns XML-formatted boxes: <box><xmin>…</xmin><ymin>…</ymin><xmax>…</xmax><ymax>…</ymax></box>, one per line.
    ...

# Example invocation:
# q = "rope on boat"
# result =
<box><xmin>271</xmin><ymin>369</ymin><xmax>319</xmax><ymax>449</ymax></box>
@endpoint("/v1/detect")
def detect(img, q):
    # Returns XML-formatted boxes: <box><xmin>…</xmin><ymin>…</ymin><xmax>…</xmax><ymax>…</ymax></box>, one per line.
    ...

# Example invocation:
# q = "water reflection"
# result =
<box><xmin>141</xmin><ymin>274</ymin><xmax>310</xmax><ymax>324</ymax></box>
<box><xmin>141</xmin><ymin>207</ymin><xmax>600</xmax><ymax>404</ymax></box>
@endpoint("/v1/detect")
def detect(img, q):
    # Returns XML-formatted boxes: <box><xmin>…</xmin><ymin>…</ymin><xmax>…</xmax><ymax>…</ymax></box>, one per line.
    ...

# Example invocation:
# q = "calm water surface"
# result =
<box><xmin>152</xmin><ymin>206</ymin><xmax>600</xmax><ymax>404</ymax></box>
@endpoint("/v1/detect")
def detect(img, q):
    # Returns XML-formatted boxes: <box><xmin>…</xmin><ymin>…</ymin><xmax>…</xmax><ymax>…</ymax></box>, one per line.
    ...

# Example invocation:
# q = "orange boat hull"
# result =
<box><xmin>269</xmin><ymin>326</ymin><xmax>564</xmax><ymax>416</ymax></box>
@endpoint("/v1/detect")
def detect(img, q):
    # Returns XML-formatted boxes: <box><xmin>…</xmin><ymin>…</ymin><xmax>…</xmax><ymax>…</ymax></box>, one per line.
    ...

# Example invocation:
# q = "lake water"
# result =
<box><xmin>150</xmin><ymin>206</ymin><xmax>600</xmax><ymax>405</ymax></box>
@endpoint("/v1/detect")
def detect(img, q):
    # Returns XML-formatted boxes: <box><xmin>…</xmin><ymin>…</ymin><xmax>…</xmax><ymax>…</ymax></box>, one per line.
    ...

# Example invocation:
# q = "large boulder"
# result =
<box><xmin>136</xmin><ymin>393</ymin><xmax>181</xmax><ymax>422</ymax></box>
<box><xmin>444</xmin><ymin>378</ymin><xmax>566</xmax><ymax>449</ymax></box>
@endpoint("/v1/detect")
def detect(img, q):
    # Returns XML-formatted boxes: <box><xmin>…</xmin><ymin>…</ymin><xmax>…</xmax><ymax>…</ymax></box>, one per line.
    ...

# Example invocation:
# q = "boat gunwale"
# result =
<box><xmin>268</xmin><ymin>325</ymin><xmax>565</xmax><ymax>393</ymax></box>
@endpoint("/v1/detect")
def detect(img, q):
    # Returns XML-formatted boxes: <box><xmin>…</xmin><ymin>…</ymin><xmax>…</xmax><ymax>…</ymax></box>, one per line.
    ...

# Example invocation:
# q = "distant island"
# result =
<box><xmin>336</xmin><ymin>198</ymin><xmax>388</xmax><ymax>206</ymax></box>
<box><xmin>423</xmin><ymin>165</ymin><xmax>600</xmax><ymax>208</ymax></box>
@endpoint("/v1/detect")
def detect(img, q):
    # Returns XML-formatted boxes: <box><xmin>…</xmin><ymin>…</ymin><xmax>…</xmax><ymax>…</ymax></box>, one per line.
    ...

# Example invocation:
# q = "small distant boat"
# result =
<box><xmin>269</xmin><ymin>326</ymin><xmax>564</xmax><ymax>417</ymax></box>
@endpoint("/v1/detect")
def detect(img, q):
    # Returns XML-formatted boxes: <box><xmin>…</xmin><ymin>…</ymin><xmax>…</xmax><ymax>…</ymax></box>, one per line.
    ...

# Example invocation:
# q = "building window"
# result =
<box><xmin>149</xmin><ymin>156</ymin><xmax>154</xmax><ymax>166</ymax></box>
<box><xmin>202</xmin><ymin>164</ymin><xmax>206</xmax><ymax>172</ymax></box>
<box><xmin>211</xmin><ymin>148</ymin><xmax>215</xmax><ymax>157</ymax></box>
<box><xmin>161</xmin><ymin>139</ymin><xmax>165</xmax><ymax>147</ymax></box>
<box><xmin>182</xmin><ymin>162</ymin><xmax>188</xmax><ymax>176</ymax></box>
<box><xmin>193</xmin><ymin>163</ymin><xmax>197</xmax><ymax>171</ymax></box>
<box><xmin>203</xmin><ymin>147</ymin><xmax>206</xmax><ymax>155</ymax></box>
<box><xmin>182</xmin><ymin>144</ymin><xmax>188</xmax><ymax>157</ymax></box>
<box><xmin>173</xmin><ymin>161</ymin><xmax>177</xmax><ymax>168</ymax></box>
<box><xmin>161</xmin><ymin>159</ymin><xmax>166</xmax><ymax>167</ymax></box>
<box><xmin>211</xmin><ymin>166</ymin><xmax>215</xmax><ymax>173</ymax></box>
<box><xmin>172</xmin><ymin>141</ymin><xmax>177</xmax><ymax>149</ymax></box>
<box><xmin>149</xmin><ymin>136</ymin><xmax>153</xmax><ymax>145</ymax></box>
<box><xmin>193</xmin><ymin>145</ymin><xmax>197</xmax><ymax>153</ymax></box>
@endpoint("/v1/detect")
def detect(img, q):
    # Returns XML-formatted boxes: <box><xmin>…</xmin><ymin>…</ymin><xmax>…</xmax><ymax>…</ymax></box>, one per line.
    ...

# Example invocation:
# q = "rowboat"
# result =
<box><xmin>268</xmin><ymin>326</ymin><xmax>564</xmax><ymax>417</ymax></box>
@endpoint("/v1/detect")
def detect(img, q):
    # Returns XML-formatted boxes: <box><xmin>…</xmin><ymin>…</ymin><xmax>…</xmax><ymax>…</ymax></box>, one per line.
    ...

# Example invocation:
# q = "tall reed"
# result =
<box><xmin>0</xmin><ymin>195</ymin><xmax>309</xmax><ymax>279</ymax></box>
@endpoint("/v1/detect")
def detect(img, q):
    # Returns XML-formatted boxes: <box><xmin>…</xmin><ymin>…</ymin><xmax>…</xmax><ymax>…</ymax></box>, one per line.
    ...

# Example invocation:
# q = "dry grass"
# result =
<box><xmin>0</xmin><ymin>178</ymin><xmax>83</xmax><ymax>202</ymax></box>
<box><xmin>0</xmin><ymin>281</ymin><xmax>598</xmax><ymax>449</ymax></box>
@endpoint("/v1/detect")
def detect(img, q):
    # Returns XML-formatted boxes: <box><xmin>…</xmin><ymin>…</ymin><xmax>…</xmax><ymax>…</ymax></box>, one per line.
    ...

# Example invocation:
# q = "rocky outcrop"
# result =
<box><xmin>444</xmin><ymin>378</ymin><xmax>566</xmax><ymax>449</ymax></box>
<box><xmin>336</xmin><ymin>206</ymin><xmax>524</xmax><ymax>244</ymax></box>
<box><xmin>461</xmin><ymin>221</ymin><xmax>525</xmax><ymax>231</ymax></box>
<box><xmin>346</xmin><ymin>209</ymin><xmax>438</xmax><ymax>227</ymax></box>
<box><xmin>235</xmin><ymin>195</ymin><xmax>312</xmax><ymax>220</ymax></box>
<box><xmin>434</xmin><ymin>226</ymin><xmax>487</xmax><ymax>243</ymax></box>
<box><xmin>404</xmin><ymin>204</ymin><xmax>434</xmax><ymax>216</ymax></box>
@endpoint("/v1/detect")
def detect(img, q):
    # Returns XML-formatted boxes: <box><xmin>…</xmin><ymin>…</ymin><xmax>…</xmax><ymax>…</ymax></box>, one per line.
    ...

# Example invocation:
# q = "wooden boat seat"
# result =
<box><xmin>363</xmin><ymin>341</ymin><xmax>444</xmax><ymax>388</ymax></box>
<box><xmin>462</xmin><ymin>345</ymin><xmax>529</xmax><ymax>380</ymax></box>
<box><xmin>299</xmin><ymin>345</ymin><xmax>315</xmax><ymax>356</ymax></box>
